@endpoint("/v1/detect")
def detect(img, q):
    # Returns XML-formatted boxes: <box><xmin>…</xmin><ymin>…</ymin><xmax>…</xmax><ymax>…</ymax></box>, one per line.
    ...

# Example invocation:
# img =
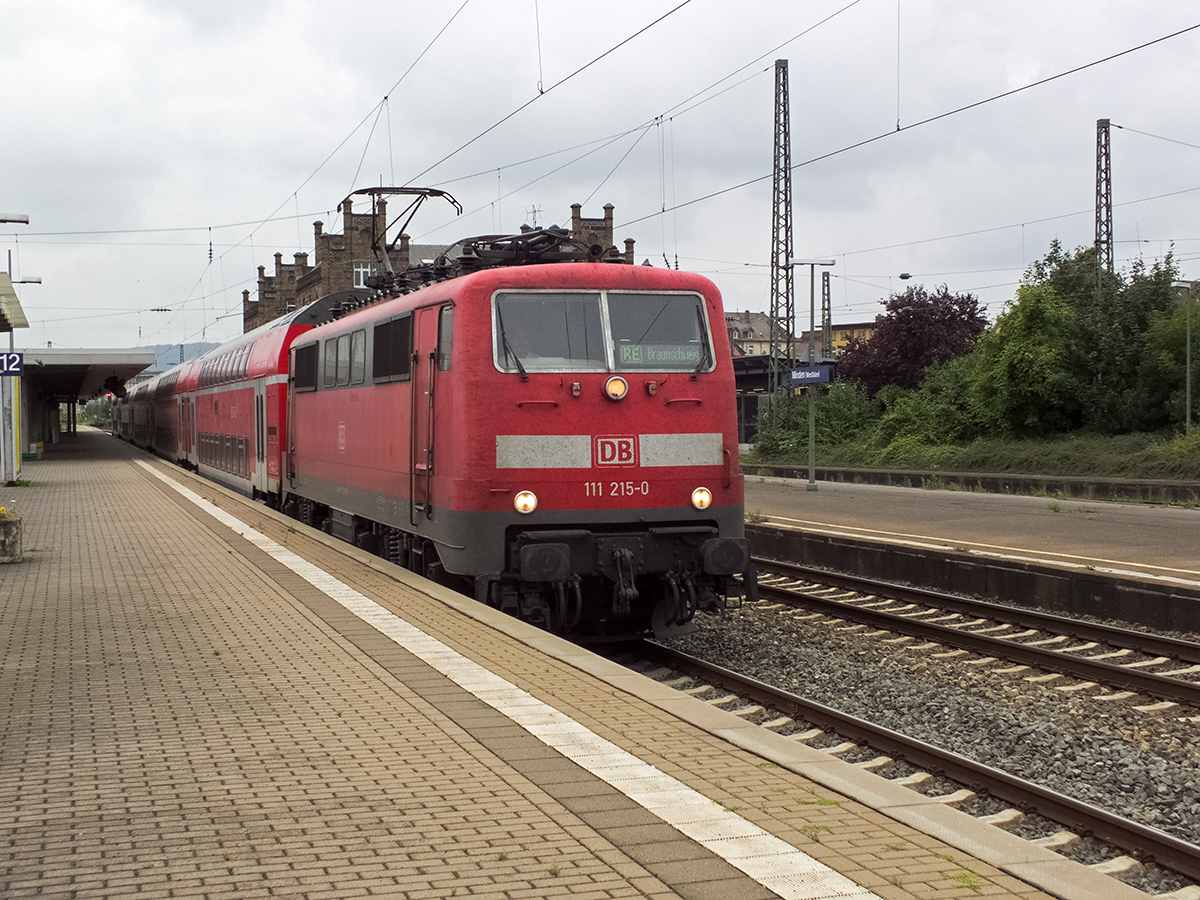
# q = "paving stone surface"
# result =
<box><xmin>0</xmin><ymin>432</ymin><xmax>1068</xmax><ymax>899</ymax></box>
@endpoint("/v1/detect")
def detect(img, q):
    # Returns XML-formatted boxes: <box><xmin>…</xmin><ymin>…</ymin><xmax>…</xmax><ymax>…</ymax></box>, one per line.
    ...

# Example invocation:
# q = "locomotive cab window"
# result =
<box><xmin>493</xmin><ymin>292</ymin><xmax>606</xmax><ymax>372</ymax></box>
<box><xmin>609</xmin><ymin>293</ymin><xmax>713</xmax><ymax>372</ymax></box>
<box><xmin>492</xmin><ymin>290</ymin><xmax>714</xmax><ymax>374</ymax></box>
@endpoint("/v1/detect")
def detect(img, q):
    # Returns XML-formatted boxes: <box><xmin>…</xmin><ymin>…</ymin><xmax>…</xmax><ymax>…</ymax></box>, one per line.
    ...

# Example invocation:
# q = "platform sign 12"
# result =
<box><xmin>0</xmin><ymin>352</ymin><xmax>23</xmax><ymax>377</ymax></box>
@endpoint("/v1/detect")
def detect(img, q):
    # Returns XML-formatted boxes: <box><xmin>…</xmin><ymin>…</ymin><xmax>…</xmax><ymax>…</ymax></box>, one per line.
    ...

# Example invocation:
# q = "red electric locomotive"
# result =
<box><xmin>118</xmin><ymin>211</ymin><xmax>748</xmax><ymax>640</ymax></box>
<box><xmin>284</xmin><ymin>249</ymin><xmax>747</xmax><ymax>639</ymax></box>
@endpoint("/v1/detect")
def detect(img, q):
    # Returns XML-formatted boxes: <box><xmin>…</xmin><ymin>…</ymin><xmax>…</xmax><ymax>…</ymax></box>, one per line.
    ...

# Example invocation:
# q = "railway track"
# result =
<box><xmin>636</xmin><ymin>640</ymin><xmax>1200</xmax><ymax>887</ymax></box>
<box><xmin>751</xmin><ymin>558</ymin><xmax>1200</xmax><ymax>713</ymax></box>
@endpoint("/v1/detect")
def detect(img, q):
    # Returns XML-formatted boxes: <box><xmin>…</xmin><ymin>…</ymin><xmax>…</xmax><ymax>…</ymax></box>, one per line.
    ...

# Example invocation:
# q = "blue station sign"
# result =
<box><xmin>0</xmin><ymin>352</ymin><xmax>23</xmax><ymax>377</ymax></box>
<box><xmin>790</xmin><ymin>364</ymin><xmax>833</xmax><ymax>386</ymax></box>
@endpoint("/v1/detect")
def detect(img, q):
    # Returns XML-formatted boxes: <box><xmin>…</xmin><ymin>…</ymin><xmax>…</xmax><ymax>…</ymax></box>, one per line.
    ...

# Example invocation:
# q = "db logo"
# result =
<box><xmin>594</xmin><ymin>435</ymin><xmax>638</xmax><ymax>467</ymax></box>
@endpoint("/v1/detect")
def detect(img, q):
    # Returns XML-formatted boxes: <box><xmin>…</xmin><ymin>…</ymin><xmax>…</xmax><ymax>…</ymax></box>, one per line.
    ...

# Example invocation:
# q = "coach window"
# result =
<box><xmin>350</xmin><ymin>330</ymin><xmax>366</xmax><ymax>384</ymax></box>
<box><xmin>336</xmin><ymin>333</ymin><xmax>352</xmax><ymax>385</ymax></box>
<box><xmin>323</xmin><ymin>338</ymin><xmax>338</xmax><ymax>387</ymax></box>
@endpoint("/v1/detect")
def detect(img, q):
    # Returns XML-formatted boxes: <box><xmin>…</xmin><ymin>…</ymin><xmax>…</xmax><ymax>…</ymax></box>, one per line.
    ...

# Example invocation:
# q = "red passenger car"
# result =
<box><xmin>121</xmin><ymin>292</ymin><xmax>366</xmax><ymax>497</ymax></box>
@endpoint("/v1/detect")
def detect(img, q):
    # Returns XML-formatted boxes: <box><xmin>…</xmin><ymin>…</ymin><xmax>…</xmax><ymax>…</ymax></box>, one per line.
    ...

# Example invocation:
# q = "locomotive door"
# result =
<box><xmin>410</xmin><ymin>306</ymin><xmax>440</xmax><ymax>525</ymax></box>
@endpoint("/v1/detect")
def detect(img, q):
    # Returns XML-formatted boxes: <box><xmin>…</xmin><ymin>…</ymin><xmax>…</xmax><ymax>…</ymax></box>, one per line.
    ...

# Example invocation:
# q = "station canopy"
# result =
<box><xmin>0</xmin><ymin>273</ymin><xmax>30</xmax><ymax>331</ymax></box>
<box><xmin>15</xmin><ymin>346</ymin><xmax>157</xmax><ymax>403</ymax></box>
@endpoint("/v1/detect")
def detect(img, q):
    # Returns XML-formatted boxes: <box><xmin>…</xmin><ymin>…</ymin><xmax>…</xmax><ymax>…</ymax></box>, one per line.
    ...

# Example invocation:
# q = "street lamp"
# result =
<box><xmin>787</xmin><ymin>258</ymin><xmax>836</xmax><ymax>491</ymax></box>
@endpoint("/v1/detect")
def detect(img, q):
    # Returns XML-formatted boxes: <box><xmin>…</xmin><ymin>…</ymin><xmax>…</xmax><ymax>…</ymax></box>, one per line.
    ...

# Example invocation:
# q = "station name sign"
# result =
<box><xmin>0</xmin><ymin>352</ymin><xmax>22</xmax><ymax>377</ymax></box>
<box><xmin>790</xmin><ymin>364</ymin><xmax>833</xmax><ymax>385</ymax></box>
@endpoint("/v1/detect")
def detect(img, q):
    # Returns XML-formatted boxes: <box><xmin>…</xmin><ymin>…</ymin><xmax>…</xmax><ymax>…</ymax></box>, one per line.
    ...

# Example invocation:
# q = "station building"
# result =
<box><xmin>242</xmin><ymin>200</ymin><xmax>637</xmax><ymax>335</ymax></box>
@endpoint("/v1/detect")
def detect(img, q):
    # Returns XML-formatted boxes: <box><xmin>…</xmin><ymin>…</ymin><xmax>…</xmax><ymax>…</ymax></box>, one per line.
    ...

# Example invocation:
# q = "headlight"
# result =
<box><xmin>604</xmin><ymin>376</ymin><xmax>628</xmax><ymax>401</ymax></box>
<box><xmin>514</xmin><ymin>490</ymin><xmax>538</xmax><ymax>514</ymax></box>
<box><xmin>691</xmin><ymin>487</ymin><xmax>712</xmax><ymax>510</ymax></box>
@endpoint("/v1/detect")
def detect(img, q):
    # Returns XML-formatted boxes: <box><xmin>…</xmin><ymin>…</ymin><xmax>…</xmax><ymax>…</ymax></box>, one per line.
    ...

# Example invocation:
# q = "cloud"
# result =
<box><xmin>2</xmin><ymin>0</ymin><xmax>1198</xmax><ymax>347</ymax></box>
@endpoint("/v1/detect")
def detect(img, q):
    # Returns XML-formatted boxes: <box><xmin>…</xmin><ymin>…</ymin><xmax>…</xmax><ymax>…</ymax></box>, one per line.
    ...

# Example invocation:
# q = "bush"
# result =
<box><xmin>752</xmin><ymin>382</ymin><xmax>881</xmax><ymax>458</ymax></box>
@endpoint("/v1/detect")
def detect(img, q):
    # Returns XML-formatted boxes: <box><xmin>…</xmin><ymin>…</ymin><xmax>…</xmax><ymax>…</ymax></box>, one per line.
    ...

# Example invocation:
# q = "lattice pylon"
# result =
<box><xmin>1095</xmin><ymin>118</ymin><xmax>1113</xmax><ymax>275</ymax></box>
<box><xmin>768</xmin><ymin>59</ymin><xmax>795</xmax><ymax>399</ymax></box>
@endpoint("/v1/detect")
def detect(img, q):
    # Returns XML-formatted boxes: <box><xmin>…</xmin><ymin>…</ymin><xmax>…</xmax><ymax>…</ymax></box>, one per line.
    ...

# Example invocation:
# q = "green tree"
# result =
<box><xmin>1021</xmin><ymin>241</ymin><xmax>1179</xmax><ymax>431</ymax></box>
<box><xmin>970</xmin><ymin>283</ymin><xmax>1084</xmax><ymax>436</ymax></box>
<box><xmin>80</xmin><ymin>396</ymin><xmax>114</xmax><ymax>428</ymax></box>
<box><xmin>837</xmin><ymin>284</ymin><xmax>987</xmax><ymax>397</ymax></box>
<box><xmin>1135</xmin><ymin>293</ymin><xmax>1200</xmax><ymax>430</ymax></box>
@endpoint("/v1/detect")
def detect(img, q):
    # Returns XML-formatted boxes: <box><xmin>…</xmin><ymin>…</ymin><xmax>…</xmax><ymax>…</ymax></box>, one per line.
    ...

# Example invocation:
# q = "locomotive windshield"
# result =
<box><xmin>493</xmin><ymin>291</ymin><xmax>713</xmax><ymax>374</ymax></box>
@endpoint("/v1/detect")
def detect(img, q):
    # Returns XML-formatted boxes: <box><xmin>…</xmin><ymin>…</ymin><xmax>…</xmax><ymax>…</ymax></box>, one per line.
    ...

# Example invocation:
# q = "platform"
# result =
<box><xmin>743</xmin><ymin>477</ymin><xmax>1200</xmax><ymax>587</ymax></box>
<box><xmin>0</xmin><ymin>430</ymin><xmax>1154</xmax><ymax>899</ymax></box>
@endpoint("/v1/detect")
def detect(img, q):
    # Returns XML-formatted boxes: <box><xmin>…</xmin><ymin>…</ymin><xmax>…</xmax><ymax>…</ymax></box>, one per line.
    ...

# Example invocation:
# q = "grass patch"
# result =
<box><xmin>751</xmin><ymin>430</ymin><xmax>1200</xmax><ymax>481</ymax></box>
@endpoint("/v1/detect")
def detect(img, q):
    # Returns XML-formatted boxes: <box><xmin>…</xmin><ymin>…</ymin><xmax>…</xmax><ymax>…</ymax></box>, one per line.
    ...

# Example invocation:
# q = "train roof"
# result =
<box><xmin>291</xmin><ymin>261</ymin><xmax>724</xmax><ymax>350</ymax></box>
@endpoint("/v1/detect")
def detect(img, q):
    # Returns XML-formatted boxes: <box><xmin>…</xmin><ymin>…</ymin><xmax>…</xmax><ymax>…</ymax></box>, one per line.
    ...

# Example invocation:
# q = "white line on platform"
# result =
<box><xmin>140</xmin><ymin>462</ymin><xmax>880</xmax><ymax>900</ymax></box>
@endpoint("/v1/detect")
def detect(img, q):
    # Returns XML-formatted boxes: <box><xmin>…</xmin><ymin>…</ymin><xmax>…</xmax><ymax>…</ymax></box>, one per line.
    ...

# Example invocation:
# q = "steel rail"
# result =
<box><xmin>643</xmin><ymin>642</ymin><xmax>1200</xmax><ymax>881</ymax></box>
<box><xmin>754</xmin><ymin>558</ymin><xmax>1200</xmax><ymax>664</ymax></box>
<box><xmin>753</xmin><ymin>562</ymin><xmax>1200</xmax><ymax>708</ymax></box>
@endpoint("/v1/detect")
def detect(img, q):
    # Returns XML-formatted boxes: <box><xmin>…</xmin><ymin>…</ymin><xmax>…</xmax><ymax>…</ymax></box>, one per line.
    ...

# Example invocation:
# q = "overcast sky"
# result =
<box><xmin>3</xmin><ymin>0</ymin><xmax>1199</xmax><ymax>351</ymax></box>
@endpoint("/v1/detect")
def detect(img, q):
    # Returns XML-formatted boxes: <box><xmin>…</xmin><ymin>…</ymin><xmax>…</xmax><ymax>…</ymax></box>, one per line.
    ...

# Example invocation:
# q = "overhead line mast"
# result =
<box><xmin>1095</xmin><ymin>118</ymin><xmax>1114</xmax><ymax>275</ymax></box>
<box><xmin>768</xmin><ymin>59</ymin><xmax>795</xmax><ymax>404</ymax></box>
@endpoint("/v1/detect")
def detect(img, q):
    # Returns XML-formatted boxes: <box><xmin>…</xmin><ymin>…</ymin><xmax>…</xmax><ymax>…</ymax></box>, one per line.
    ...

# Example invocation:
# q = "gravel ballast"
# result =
<box><xmin>665</xmin><ymin>603</ymin><xmax>1200</xmax><ymax>848</ymax></box>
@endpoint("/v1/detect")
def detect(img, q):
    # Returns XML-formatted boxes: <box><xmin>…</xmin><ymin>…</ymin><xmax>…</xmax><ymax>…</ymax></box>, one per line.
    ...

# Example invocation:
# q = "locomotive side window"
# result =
<box><xmin>323</xmin><ymin>338</ymin><xmax>338</xmax><ymax>387</ymax></box>
<box><xmin>350</xmin><ymin>330</ymin><xmax>366</xmax><ymax>384</ymax></box>
<box><xmin>372</xmin><ymin>314</ymin><xmax>412</xmax><ymax>382</ymax></box>
<box><xmin>294</xmin><ymin>344</ymin><xmax>318</xmax><ymax>391</ymax></box>
<box><xmin>437</xmin><ymin>307</ymin><xmax>453</xmax><ymax>372</ymax></box>
<box><xmin>608</xmin><ymin>293</ymin><xmax>714</xmax><ymax>372</ymax></box>
<box><xmin>336</xmin><ymin>333</ymin><xmax>351</xmax><ymax>385</ymax></box>
<box><xmin>494</xmin><ymin>292</ymin><xmax>606</xmax><ymax>372</ymax></box>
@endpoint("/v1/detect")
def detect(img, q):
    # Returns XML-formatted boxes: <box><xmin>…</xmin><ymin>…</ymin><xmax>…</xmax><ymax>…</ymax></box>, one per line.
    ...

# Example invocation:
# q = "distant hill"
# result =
<box><xmin>145</xmin><ymin>342</ymin><xmax>220</xmax><ymax>372</ymax></box>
